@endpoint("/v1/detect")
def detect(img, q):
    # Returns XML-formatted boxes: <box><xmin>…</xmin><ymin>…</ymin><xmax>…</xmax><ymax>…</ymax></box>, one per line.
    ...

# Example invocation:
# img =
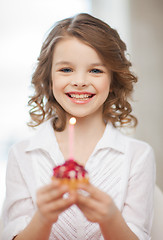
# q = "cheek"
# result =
<box><xmin>52</xmin><ymin>78</ymin><xmax>61</xmax><ymax>99</ymax></box>
<box><xmin>97</xmin><ymin>77</ymin><xmax>111</xmax><ymax>95</ymax></box>
<box><xmin>52</xmin><ymin>76</ymin><xmax>63</xmax><ymax>92</ymax></box>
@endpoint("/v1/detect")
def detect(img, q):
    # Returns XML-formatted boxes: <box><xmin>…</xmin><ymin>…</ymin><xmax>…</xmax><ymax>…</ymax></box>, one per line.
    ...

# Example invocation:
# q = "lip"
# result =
<box><xmin>66</xmin><ymin>91</ymin><xmax>95</xmax><ymax>95</ymax></box>
<box><xmin>65</xmin><ymin>91</ymin><xmax>95</xmax><ymax>104</ymax></box>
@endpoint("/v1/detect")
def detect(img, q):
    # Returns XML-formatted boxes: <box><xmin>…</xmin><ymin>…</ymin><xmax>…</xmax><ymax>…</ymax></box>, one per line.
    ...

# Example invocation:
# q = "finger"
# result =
<box><xmin>77</xmin><ymin>205</ymin><xmax>97</xmax><ymax>222</ymax></box>
<box><xmin>77</xmin><ymin>204</ymin><xmax>105</xmax><ymax>221</ymax></box>
<box><xmin>77</xmin><ymin>192</ymin><xmax>100</xmax><ymax>211</ymax></box>
<box><xmin>78</xmin><ymin>183</ymin><xmax>109</xmax><ymax>202</ymax></box>
<box><xmin>77</xmin><ymin>183</ymin><xmax>97</xmax><ymax>197</ymax></box>
<box><xmin>38</xmin><ymin>185</ymin><xmax>69</xmax><ymax>206</ymax></box>
<box><xmin>37</xmin><ymin>193</ymin><xmax>77</xmax><ymax>224</ymax></box>
<box><xmin>77</xmin><ymin>201</ymin><xmax>103</xmax><ymax>223</ymax></box>
<box><xmin>76</xmin><ymin>197</ymin><xmax>108</xmax><ymax>224</ymax></box>
<box><xmin>37</xmin><ymin>180</ymin><xmax>60</xmax><ymax>195</ymax></box>
<box><xmin>43</xmin><ymin>193</ymin><xmax>77</xmax><ymax>214</ymax></box>
<box><xmin>77</xmin><ymin>192</ymin><xmax>116</xmax><ymax>224</ymax></box>
<box><xmin>77</xmin><ymin>190</ymin><xmax>111</xmax><ymax>218</ymax></box>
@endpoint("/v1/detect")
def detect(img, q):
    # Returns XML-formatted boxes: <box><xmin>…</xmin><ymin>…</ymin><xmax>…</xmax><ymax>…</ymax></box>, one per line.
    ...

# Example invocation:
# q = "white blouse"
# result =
<box><xmin>2</xmin><ymin>119</ymin><xmax>156</xmax><ymax>240</ymax></box>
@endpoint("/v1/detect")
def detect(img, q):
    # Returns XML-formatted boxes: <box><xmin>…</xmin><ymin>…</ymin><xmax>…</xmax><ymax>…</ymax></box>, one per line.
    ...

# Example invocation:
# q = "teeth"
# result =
<box><xmin>69</xmin><ymin>94</ymin><xmax>92</xmax><ymax>99</ymax></box>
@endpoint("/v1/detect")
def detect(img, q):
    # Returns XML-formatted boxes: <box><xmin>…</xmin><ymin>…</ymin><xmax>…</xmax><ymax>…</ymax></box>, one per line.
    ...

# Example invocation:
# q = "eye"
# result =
<box><xmin>90</xmin><ymin>68</ymin><xmax>103</xmax><ymax>74</ymax></box>
<box><xmin>59</xmin><ymin>68</ymin><xmax>73</xmax><ymax>73</ymax></box>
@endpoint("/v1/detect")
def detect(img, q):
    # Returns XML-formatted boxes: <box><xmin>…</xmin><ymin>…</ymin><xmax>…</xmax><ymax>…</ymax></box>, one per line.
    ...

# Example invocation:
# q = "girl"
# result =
<box><xmin>2</xmin><ymin>13</ymin><xmax>155</xmax><ymax>240</ymax></box>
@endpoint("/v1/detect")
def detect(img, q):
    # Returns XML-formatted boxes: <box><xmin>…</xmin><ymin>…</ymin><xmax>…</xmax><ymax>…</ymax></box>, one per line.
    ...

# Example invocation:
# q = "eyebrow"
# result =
<box><xmin>90</xmin><ymin>63</ymin><xmax>106</xmax><ymax>67</ymax></box>
<box><xmin>55</xmin><ymin>61</ymin><xmax>106</xmax><ymax>67</ymax></box>
<box><xmin>55</xmin><ymin>61</ymin><xmax>73</xmax><ymax>66</ymax></box>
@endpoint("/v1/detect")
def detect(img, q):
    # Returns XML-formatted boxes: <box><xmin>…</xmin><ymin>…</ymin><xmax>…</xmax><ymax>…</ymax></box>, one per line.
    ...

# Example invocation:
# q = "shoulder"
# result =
<box><xmin>8</xmin><ymin>118</ymin><xmax>58</xmax><ymax>169</ymax></box>
<box><xmin>124</xmin><ymin>133</ymin><xmax>154</xmax><ymax>161</ymax></box>
<box><xmin>122</xmin><ymin>133</ymin><xmax>155</xmax><ymax>175</ymax></box>
<box><xmin>9</xmin><ymin>137</ymin><xmax>31</xmax><ymax>159</ymax></box>
<box><xmin>110</xmin><ymin>125</ymin><xmax>155</xmax><ymax>167</ymax></box>
<box><xmin>109</xmin><ymin>123</ymin><xmax>154</xmax><ymax>155</ymax></box>
<box><xmin>10</xmin><ymin>118</ymin><xmax>54</xmax><ymax>155</ymax></box>
<box><xmin>106</xmin><ymin>123</ymin><xmax>154</xmax><ymax>157</ymax></box>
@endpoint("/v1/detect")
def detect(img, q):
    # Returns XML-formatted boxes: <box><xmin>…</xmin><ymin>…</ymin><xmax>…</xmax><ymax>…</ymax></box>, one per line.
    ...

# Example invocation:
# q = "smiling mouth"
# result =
<box><xmin>66</xmin><ymin>93</ymin><xmax>95</xmax><ymax>100</ymax></box>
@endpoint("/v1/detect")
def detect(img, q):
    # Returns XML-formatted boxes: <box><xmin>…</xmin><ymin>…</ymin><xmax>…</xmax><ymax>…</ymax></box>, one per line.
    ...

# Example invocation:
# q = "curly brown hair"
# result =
<box><xmin>28</xmin><ymin>13</ymin><xmax>138</xmax><ymax>131</ymax></box>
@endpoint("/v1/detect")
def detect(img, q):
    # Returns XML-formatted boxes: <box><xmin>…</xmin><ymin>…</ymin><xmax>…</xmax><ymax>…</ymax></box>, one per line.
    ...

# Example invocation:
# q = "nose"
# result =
<box><xmin>73</xmin><ymin>82</ymin><xmax>86</xmax><ymax>87</ymax></box>
<box><xmin>71</xmin><ymin>72</ymin><xmax>88</xmax><ymax>88</ymax></box>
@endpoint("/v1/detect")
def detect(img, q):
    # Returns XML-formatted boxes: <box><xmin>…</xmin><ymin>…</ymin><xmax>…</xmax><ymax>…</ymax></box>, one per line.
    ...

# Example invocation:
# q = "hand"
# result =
<box><xmin>76</xmin><ymin>183</ymin><xmax>117</xmax><ymax>224</ymax></box>
<box><xmin>36</xmin><ymin>180</ymin><xmax>77</xmax><ymax>226</ymax></box>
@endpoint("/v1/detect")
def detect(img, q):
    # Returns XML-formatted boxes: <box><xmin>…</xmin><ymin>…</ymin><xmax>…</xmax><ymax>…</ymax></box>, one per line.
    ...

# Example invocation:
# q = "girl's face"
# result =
<box><xmin>51</xmin><ymin>37</ymin><xmax>111</xmax><ymax>120</ymax></box>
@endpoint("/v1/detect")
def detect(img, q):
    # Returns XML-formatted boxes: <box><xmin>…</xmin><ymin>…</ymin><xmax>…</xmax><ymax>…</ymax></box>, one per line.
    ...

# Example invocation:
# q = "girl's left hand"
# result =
<box><xmin>76</xmin><ymin>183</ymin><xmax>117</xmax><ymax>224</ymax></box>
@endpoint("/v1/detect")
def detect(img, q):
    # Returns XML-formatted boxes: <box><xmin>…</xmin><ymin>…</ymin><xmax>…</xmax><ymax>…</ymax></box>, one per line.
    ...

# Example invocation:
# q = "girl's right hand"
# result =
<box><xmin>36</xmin><ymin>180</ymin><xmax>76</xmax><ymax>226</ymax></box>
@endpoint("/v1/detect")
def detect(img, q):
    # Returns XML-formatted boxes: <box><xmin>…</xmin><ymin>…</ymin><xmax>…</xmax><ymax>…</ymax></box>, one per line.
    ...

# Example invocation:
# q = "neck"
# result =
<box><xmin>65</xmin><ymin>113</ymin><xmax>106</xmax><ymax>144</ymax></box>
<box><xmin>55</xmin><ymin>113</ymin><xmax>106</xmax><ymax>165</ymax></box>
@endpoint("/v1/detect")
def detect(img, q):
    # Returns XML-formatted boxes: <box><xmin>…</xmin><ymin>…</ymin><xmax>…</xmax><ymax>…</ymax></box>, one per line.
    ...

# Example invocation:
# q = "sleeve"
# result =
<box><xmin>122</xmin><ymin>143</ymin><xmax>156</xmax><ymax>240</ymax></box>
<box><xmin>2</xmin><ymin>147</ymin><xmax>35</xmax><ymax>240</ymax></box>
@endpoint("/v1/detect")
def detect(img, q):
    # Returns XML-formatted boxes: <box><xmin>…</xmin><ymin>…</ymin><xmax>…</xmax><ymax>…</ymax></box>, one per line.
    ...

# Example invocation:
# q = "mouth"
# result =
<box><xmin>66</xmin><ymin>92</ymin><xmax>95</xmax><ymax>100</ymax></box>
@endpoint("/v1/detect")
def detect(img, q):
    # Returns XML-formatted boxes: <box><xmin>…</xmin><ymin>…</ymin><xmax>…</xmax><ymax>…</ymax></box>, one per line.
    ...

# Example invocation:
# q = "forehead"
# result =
<box><xmin>52</xmin><ymin>37</ymin><xmax>104</xmax><ymax>64</ymax></box>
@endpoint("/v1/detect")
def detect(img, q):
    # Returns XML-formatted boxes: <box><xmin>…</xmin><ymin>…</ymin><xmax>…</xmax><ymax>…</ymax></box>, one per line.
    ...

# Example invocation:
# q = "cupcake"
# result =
<box><xmin>52</xmin><ymin>159</ymin><xmax>89</xmax><ymax>189</ymax></box>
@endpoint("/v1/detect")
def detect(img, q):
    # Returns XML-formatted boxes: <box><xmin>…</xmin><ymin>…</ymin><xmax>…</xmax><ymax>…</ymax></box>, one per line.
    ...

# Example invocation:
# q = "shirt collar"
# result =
<box><xmin>25</xmin><ymin>118</ymin><xmax>60</xmax><ymax>160</ymax></box>
<box><xmin>25</xmin><ymin>119</ymin><xmax>126</xmax><ymax>158</ymax></box>
<box><xmin>95</xmin><ymin>123</ymin><xmax>126</xmax><ymax>153</ymax></box>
